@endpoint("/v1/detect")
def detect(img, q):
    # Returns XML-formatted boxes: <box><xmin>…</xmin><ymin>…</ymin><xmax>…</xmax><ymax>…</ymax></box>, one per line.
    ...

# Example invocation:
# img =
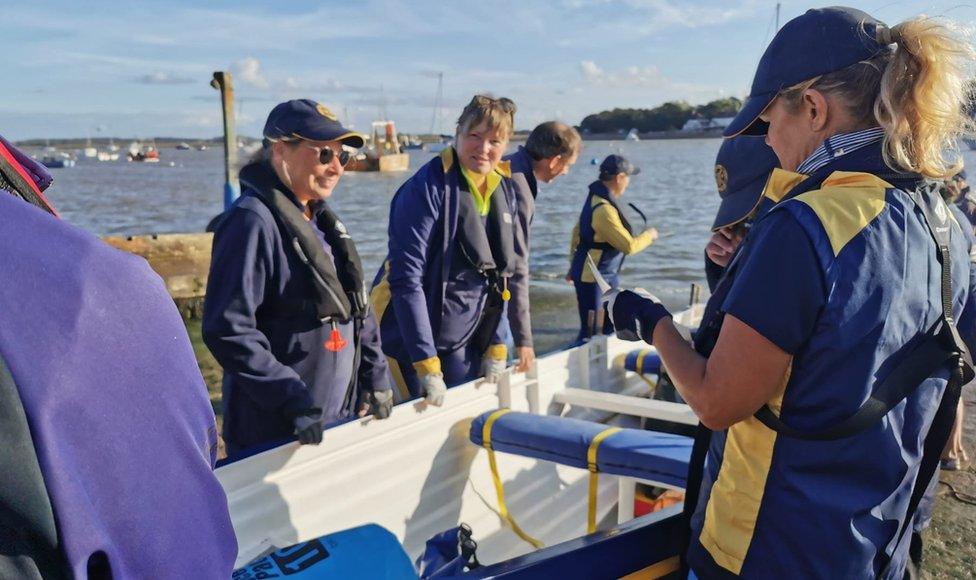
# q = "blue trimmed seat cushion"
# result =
<box><xmin>470</xmin><ymin>411</ymin><xmax>691</xmax><ymax>488</ymax></box>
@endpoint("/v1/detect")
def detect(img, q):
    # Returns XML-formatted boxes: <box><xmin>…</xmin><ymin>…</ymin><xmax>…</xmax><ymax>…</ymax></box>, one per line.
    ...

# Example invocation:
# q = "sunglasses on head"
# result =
<box><xmin>472</xmin><ymin>95</ymin><xmax>517</xmax><ymax>114</ymax></box>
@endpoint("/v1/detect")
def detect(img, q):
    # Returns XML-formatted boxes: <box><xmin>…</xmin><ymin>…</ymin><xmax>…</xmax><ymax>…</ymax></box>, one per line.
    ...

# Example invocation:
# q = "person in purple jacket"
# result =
<box><xmin>0</xmin><ymin>137</ymin><xmax>237</xmax><ymax>577</ymax></box>
<box><xmin>371</xmin><ymin>95</ymin><xmax>519</xmax><ymax>405</ymax></box>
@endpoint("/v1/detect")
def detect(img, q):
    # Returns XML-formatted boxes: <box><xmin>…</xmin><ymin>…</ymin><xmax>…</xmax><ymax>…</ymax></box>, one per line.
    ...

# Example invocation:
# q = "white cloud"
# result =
<box><xmin>232</xmin><ymin>57</ymin><xmax>269</xmax><ymax>90</ymax></box>
<box><xmin>579</xmin><ymin>60</ymin><xmax>668</xmax><ymax>88</ymax></box>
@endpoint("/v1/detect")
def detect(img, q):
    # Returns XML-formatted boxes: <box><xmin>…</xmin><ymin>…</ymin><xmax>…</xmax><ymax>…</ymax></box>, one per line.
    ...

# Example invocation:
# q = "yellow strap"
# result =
<box><xmin>587</xmin><ymin>427</ymin><xmax>622</xmax><ymax>533</ymax></box>
<box><xmin>618</xmin><ymin>556</ymin><xmax>681</xmax><ymax>579</ymax></box>
<box><xmin>482</xmin><ymin>409</ymin><xmax>544</xmax><ymax>549</ymax></box>
<box><xmin>633</xmin><ymin>350</ymin><xmax>657</xmax><ymax>392</ymax></box>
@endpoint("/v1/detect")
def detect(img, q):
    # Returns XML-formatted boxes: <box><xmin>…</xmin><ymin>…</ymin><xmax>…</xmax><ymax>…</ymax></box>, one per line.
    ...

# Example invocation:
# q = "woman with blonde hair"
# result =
<box><xmin>371</xmin><ymin>95</ymin><xmax>519</xmax><ymax>405</ymax></box>
<box><xmin>608</xmin><ymin>7</ymin><xmax>976</xmax><ymax>578</ymax></box>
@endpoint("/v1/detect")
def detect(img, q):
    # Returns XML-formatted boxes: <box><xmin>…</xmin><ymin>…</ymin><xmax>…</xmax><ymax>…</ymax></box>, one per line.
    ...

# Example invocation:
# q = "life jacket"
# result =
<box><xmin>449</xmin><ymin>148</ymin><xmax>516</xmax><ymax>353</ymax></box>
<box><xmin>238</xmin><ymin>161</ymin><xmax>368</xmax><ymax>323</ymax></box>
<box><xmin>452</xmin><ymin>150</ymin><xmax>516</xmax><ymax>278</ymax></box>
<box><xmin>681</xmin><ymin>145</ymin><xmax>973</xmax><ymax>577</ymax></box>
<box><xmin>570</xmin><ymin>181</ymin><xmax>634</xmax><ymax>280</ymax></box>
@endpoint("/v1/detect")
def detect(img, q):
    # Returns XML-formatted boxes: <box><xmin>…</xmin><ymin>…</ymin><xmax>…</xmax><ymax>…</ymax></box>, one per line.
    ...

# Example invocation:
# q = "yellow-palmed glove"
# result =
<box><xmin>413</xmin><ymin>356</ymin><xmax>446</xmax><ymax>406</ymax></box>
<box><xmin>483</xmin><ymin>344</ymin><xmax>508</xmax><ymax>383</ymax></box>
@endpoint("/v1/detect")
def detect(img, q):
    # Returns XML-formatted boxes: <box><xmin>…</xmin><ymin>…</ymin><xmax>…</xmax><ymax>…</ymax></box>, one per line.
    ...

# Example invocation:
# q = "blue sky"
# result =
<box><xmin>3</xmin><ymin>0</ymin><xmax>974</xmax><ymax>140</ymax></box>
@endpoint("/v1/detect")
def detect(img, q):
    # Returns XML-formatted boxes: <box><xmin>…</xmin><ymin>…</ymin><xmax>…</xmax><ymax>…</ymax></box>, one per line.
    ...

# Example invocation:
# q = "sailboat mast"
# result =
<box><xmin>429</xmin><ymin>72</ymin><xmax>443</xmax><ymax>135</ymax></box>
<box><xmin>775</xmin><ymin>2</ymin><xmax>781</xmax><ymax>31</ymax></box>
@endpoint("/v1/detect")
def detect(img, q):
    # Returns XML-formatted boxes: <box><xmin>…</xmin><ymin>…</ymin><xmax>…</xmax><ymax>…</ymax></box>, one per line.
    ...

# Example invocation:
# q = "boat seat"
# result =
<box><xmin>470</xmin><ymin>410</ymin><xmax>691</xmax><ymax>489</ymax></box>
<box><xmin>622</xmin><ymin>349</ymin><xmax>662</xmax><ymax>376</ymax></box>
<box><xmin>469</xmin><ymin>410</ymin><xmax>691</xmax><ymax>545</ymax></box>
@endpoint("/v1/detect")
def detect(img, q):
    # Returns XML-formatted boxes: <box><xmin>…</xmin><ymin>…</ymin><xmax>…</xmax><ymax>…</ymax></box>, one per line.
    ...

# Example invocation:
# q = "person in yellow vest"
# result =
<box><xmin>568</xmin><ymin>154</ymin><xmax>657</xmax><ymax>342</ymax></box>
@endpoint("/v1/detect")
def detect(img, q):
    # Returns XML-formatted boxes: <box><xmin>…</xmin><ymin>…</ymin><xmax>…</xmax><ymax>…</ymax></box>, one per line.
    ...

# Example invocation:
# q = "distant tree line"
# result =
<box><xmin>579</xmin><ymin>97</ymin><xmax>743</xmax><ymax>134</ymax></box>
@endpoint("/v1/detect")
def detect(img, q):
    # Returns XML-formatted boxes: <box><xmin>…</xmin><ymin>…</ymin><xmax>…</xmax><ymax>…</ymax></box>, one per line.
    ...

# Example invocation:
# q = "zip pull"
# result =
<box><xmin>324</xmin><ymin>319</ymin><xmax>348</xmax><ymax>352</ymax></box>
<box><xmin>501</xmin><ymin>277</ymin><xmax>511</xmax><ymax>301</ymax></box>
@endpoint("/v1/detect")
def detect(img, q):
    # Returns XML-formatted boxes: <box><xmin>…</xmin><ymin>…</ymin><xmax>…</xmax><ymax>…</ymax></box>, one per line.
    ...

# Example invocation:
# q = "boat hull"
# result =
<box><xmin>347</xmin><ymin>153</ymin><xmax>410</xmax><ymax>172</ymax></box>
<box><xmin>218</xmin><ymin>336</ymin><xmax>657</xmax><ymax>567</ymax></box>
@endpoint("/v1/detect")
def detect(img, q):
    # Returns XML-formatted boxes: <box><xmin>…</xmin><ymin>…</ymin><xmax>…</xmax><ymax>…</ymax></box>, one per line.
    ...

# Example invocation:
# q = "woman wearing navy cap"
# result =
<box><xmin>204</xmin><ymin>99</ymin><xmax>394</xmax><ymax>456</ymax></box>
<box><xmin>704</xmin><ymin>136</ymin><xmax>803</xmax><ymax>291</ymax></box>
<box><xmin>608</xmin><ymin>7</ymin><xmax>975</xmax><ymax>578</ymax></box>
<box><xmin>568</xmin><ymin>154</ymin><xmax>658</xmax><ymax>342</ymax></box>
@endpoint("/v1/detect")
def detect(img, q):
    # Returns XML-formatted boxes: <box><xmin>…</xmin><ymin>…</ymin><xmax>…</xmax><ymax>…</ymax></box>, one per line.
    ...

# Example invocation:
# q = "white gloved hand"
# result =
<box><xmin>483</xmin><ymin>357</ymin><xmax>508</xmax><ymax>383</ymax></box>
<box><xmin>422</xmin><ymin>372</ymin><xmax>447</xmax><ymax>407</ymax></box>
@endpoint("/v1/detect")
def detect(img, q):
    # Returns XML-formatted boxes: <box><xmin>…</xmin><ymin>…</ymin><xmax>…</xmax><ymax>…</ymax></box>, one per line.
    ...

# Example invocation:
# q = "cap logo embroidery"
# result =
<box><xmin>715</xmin><ymin>164</ymin><xmax>729</xmax><ymax>193</ymax></box>
<box><xmin>316</xmin><ymin>104</ymin><xmax>337</xmax><ymax>121</ymax></box>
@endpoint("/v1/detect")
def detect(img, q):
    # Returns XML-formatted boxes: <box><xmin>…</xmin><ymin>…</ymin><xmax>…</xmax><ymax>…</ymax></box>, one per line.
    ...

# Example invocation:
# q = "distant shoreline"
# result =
<box><xmin>581</xmin><ymin>129</ymin><xmax>724</xmax><ymax>141</ymax></box>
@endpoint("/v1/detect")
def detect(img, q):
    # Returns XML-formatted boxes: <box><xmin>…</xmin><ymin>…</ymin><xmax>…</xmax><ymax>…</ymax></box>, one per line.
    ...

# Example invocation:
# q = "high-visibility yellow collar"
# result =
<box><xmin>441</xmin><ymin>146</ymin><xmax>510</xmax><ymax>216</ymax></box>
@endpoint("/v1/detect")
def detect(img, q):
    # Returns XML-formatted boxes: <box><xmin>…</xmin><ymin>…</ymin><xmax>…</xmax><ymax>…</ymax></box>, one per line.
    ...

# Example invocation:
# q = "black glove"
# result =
<box><xmin>605</xmin><ymin>288</ymin><xmax>672</xmax><ymax>344</ymax></box>
<box><xmin>293</xmin><ymin>410</ymin><xmax>324</xmax><ymax>445</ymax></box>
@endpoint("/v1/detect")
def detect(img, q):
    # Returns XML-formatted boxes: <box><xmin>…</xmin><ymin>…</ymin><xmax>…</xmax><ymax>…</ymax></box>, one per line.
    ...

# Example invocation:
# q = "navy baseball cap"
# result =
<box><xmin>599</xmin><ymin>154</ymin><xmax>640</xmax><ymax>178</ymax></box>
<box><xmin>724</xmin><ymin>6</ymin><xmax>890</xmax><ymax>137</ymax></box>
<box><xmin>712</xmin><ymin>136</ymin><xmax>780</xmax><ymax>230</ymax></box>
<box><xmin>263</xmin><ymin>99</ymin><xmax>365</xmax><ymax>148</ymax></box>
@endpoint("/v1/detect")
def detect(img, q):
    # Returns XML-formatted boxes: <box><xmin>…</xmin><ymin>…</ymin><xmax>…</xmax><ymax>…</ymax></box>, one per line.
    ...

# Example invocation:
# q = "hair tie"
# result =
<box><xmin>874</xmin><ymin>26</ymin><xmax>901</xmax><ymax>46</ymax></box>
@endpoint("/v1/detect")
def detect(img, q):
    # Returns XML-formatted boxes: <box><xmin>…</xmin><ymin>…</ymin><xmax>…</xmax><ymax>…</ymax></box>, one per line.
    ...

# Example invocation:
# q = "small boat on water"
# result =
<box><xmin>220</xmin><ymin>305</ymin><xmax>703</xmax><ymax>577</ymax></box>
<box><xmin>625</xmin><ymin>128</ymin><xmax>641</xmax><ymax>142</ymax></box>
<box><xmin>176</xmin><ymin>142</ymin><xmax>191</xmax><ymax>150</ymax></box>
<box><xmin>96</xmin><ymin>151</ymin><xmax>120</xmax><ymax>162</ymax></box>
<box><xmin>128</xmin><ymin>142</ymin><xmax>160</xmax><ymax>163</ymax></box>
<box><xmin>346</xmin><ymin>121</ymin><xmax>410</xmax><ymax>172</ymax></box>
<box><xmin>41</xmin><ymin>152</ymin><xmax>76</xmax><ymax>168</ymax></box>
<box><xmin>197</xmin><ymin>144</ymin><xmax>208</xmax><ymax>151</ymax></box>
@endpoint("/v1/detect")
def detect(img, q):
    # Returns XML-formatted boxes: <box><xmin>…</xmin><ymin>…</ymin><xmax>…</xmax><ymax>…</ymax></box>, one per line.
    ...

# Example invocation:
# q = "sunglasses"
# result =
<box><xmin>472</xmin><ymin>95</ymin><xmax>517</xmax><ymax>114</ymax></box>
<box><xmin>303</xmin><ymin>144</ymin><xmax>351</xmax><ymax>167</ymax></box>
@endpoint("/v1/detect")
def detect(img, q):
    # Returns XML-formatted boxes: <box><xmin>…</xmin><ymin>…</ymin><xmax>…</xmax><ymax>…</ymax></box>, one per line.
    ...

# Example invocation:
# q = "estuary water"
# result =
<box><xmin>38</xmin><ymin>139</ymin><xmax>743</xmax><ymax>351</ymax></box>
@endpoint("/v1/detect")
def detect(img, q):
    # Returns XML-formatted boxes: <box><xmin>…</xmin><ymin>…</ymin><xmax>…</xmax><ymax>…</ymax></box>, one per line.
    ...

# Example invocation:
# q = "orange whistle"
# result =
<box><xmin>325</xmin><ymin>322</ymin><xmax>348</xmax><ymax>352</ymax></box>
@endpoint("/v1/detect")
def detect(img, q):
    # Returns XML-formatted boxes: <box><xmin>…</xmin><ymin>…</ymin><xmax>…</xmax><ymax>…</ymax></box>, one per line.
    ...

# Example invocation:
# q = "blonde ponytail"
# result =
<box><xmin>876</xmin><ymin>17</ymin><xmax>974</xmax><ymax>178</ymax></box>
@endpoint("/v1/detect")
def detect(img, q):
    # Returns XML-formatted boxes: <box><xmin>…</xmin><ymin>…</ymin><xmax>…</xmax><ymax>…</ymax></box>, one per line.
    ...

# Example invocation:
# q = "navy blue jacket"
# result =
<box><xmin>204</xmin><ymin>166</ymin><xmax>389</xmax><ymax>452</ymax></box>
<box><xmin>503</xmin><ymin>147</ymin><xmax>537</xmax><ymax>348</ymax></box>
<box><xmin>371</xmin><ymin>148</ymin><xmax>514</xmax><ymax>366</ymax></box>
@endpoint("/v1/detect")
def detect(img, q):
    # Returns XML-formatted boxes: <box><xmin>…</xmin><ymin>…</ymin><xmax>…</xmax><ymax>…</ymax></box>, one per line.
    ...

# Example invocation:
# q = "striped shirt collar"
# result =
<box><xmin>796</xmin><ymin>127</ymin><xmax>885</xmax><ymax>175</ymax></box>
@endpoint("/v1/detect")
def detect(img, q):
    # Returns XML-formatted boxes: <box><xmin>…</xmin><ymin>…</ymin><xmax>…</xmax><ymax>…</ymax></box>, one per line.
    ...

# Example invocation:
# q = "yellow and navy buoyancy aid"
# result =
<box><xmin>448</xmin><ymin>149</ymin><xmax>516</xmax><ymax>353</ymax></box>
<box><xmin>370</xmin><ymin>147</ymin><xmax>517</xmax><ymax>365</ymax></box>
<box><xmin>569</xmin><ymin>181</ymin><xmax>636</xmax><ymax>284</ymax></box>
<box><xmin>682</xmin><ymin>144</ymin><xmax>974</xmax><ymax>578</ymax></box>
